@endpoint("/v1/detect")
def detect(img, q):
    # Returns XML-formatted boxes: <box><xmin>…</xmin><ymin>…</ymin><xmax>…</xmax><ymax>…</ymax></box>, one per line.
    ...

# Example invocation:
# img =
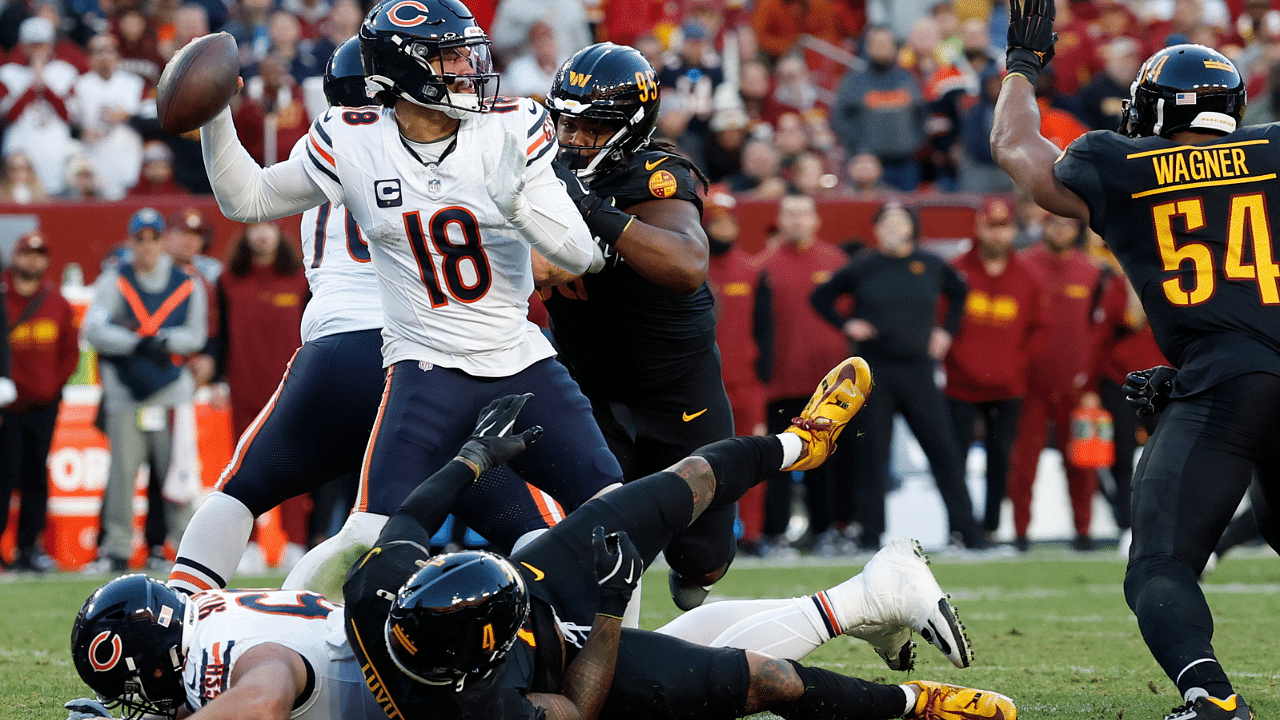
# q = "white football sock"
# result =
<box><xmin>656</xmin><ymin>596</ymin><xmax>837</xmax><ymax>659</ymax></box>
<box><xmin>169</xmin><ymin>492</ymin><xmax>255</xmax><ymax>594</ymax></box>
<box><xmin>282</xmin><ymin>511</ymin><xmax>388</xmax><ymax>600</ymax></box>
<box><xmin>900</xmin><ymin>685</ymin><xmax>917</xmax><ymax>716</ymax></box>
<box><xmin>777</xmin><ymin>432</ymin><xmax>803</xmax><ymax>470</ymax></box>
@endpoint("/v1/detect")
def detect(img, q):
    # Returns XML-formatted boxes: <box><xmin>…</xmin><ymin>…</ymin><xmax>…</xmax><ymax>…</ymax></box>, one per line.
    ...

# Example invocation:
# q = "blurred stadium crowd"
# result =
<box><xmin>3</xmin><ymin>0</ymin><xmax>1280</xmax><ymax>201</ymax></box>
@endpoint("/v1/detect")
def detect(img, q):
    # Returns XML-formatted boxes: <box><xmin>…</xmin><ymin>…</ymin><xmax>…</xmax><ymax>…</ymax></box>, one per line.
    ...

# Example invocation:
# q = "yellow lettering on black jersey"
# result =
<box><xmin>1128</xmin><ymin>140</ymin><xmax>1275</xmax><ymax>198</ymax></box>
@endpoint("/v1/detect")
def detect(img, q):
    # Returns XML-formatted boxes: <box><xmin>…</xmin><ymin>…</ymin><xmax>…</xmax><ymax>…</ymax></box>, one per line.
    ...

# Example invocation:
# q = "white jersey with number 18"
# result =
<box><xmin>300</xmin><ymin>98</ymin><xmax>569</xmax><ymax>376</ymax></box>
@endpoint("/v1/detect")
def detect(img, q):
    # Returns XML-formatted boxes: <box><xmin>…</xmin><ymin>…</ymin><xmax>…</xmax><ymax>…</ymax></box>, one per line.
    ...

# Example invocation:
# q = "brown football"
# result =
<box><xmin>156</xmin><ymin>33</ymin><xmax>240</xmax><ymax>135</ymax></box>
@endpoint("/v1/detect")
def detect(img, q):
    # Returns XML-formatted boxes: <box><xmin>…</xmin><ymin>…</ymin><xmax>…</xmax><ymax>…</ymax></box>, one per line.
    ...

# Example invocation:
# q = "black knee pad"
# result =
<box><xmin>663</xmin><ymin>504</ymin><xmax>737</xmax><ymax>580</ymax></box>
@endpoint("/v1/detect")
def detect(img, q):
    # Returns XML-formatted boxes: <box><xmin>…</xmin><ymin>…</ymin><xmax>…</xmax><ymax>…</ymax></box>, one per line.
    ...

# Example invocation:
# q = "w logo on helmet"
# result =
<box><xmin>88</xmin><ymin>631</ymin><xmax>123</xmax><ymax>672</ymax></box>
<box><xmin>568</xmin><ymin>72</ymin><xmax>592</xmax><ymax>87</ymax></box>
<box><xmin>388</xmin><ymin>1</ymin><xmax>433</xmax><ymax>27</ymax></box>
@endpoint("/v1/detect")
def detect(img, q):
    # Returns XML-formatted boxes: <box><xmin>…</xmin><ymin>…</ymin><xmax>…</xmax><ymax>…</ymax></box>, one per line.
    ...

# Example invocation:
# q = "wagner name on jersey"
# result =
<box><xmin>300</xmin><ymin>97</ymin><xmax>561</xmax><ymax>376</ymax></box>
<box><xmin>1055</xmin><ymin>123</ymin><xmax>1280</xmax><ymax>396</ymax></box>
<box><xmin>182</xmin><ymin>589</ymin><xmax>383</xmax><ymax>720</ymax></box>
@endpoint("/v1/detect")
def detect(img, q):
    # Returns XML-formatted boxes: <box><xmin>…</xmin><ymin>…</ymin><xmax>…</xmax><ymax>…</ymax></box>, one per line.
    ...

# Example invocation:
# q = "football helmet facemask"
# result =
<box><xmin>70</xmin><ymin>575</ymin><xmax>192</xmax><ymax>719</ymax></box>
<box><xmin>548</xmin><ymin>43</ymin><xmax>660</xmax><ymax>181</ymax></box>
<box><xmin>360</xmin><ymin>0</ymin><xmax>499</xmax><ymax>118</ymax></box>
<box><xmin>1121</xmin><ymin>44</ymin><xmax>1246</xmax><ymax>138</ymax></box>
<box><xmin>325</xmin><ymin>36</ymin><xmax>373</xmax><ymax>107</ymax></box>
<box><xmin>385</xmin><ymin>550</ymin><xmax>529</xmax><ymax>691</ymax></box>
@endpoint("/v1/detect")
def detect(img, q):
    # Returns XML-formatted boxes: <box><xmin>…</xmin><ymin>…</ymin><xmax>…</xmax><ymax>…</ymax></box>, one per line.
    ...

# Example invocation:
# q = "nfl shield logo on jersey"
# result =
<box><xmin>375</xmin><ymin>179</ymin><xmax>403</xmax><ymax>208</ymax></box>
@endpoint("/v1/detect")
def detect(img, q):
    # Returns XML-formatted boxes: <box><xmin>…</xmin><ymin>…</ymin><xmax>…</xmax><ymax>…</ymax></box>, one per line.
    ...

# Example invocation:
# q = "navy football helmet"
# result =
<box><xmin>1122</xmin><ymin>44</ymin><xmax>1246</xmax><ymax>138</ymax></box>
<box><xmin>359</xmin><ymin>0</ymin><xmax>499</xmax><ymax>118</ymax></box>
<box><xmin>324</xmin><ymin>36</ymin><xmax>372</xmax><ymax>107</ymax></box>
<box><xmin>70</xmin><ymin>575</ymin><xmax>190</xmax><ymax>719</ymax></box>
<box><xmin>548</xmin><ymin>43</ymin><xmax>661</xmax><ymax>180</ymax></box>
<box><xmin>385</xmin><ymin>551</ymin><xmax>529</xmax><ymax>690</ymax></box>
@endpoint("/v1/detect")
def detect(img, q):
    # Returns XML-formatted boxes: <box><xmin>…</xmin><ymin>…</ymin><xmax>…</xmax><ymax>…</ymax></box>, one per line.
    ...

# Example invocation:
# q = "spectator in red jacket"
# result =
<box><xmin>216</xmin><ymin>221</ymin><xmax>310</xmax><ymax>564</ymax></box>
<box><xmin>944</xmin><ymin>198</ymin><xmax>1046</xmax><ymax>545</ymax></box>
<box><xmin>1</xmin><ymin>232</ymin><xmax>79</xmax><ymax>572</ymax></box>
<box><xmin>705</xmin><ymin>191</ymin><xmax>774</xmax><ymax>554</ymax></box>
<box><xmin>756</xmin><ymin>191</ymin><xmax>852</xmax><ymax>554</ymax></box>
<box><xmin>1007</xmin><ymin>214</ymin><xmax>1128</xmax><ymax>552</ymax></box>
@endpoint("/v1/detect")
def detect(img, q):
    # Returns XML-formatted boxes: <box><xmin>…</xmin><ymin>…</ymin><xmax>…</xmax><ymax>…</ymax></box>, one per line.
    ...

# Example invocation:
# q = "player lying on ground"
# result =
<box><xmin>341</xmin><ymin>360</ymin><xmax>1011</xmax><ymax>720</ymax></box>
<box><xmin>67</xmin><ymin>361</ymin><xmax>1003</xmax><ymax>720</ymax></box>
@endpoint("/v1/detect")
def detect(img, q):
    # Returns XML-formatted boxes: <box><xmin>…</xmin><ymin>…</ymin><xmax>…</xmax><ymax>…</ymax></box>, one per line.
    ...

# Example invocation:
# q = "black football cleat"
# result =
<box><xmin>1164</xmin><ymin>695</ymin><xmax>1253</xmax><ymax>720</ymax></box>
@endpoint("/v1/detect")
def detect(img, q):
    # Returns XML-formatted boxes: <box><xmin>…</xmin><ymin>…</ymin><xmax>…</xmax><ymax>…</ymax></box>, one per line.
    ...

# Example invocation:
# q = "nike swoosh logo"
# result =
<box><xmin>644</xmin><ymin>157</ymin><xmax>667</xmax><ymax>171</ymax></box>
<box><xmin>682</xmin><ymin>408</ymin><xmax>708</xmax><ymax>422</ymax></box>
<box><xmin>623</xmin><ymin>564</ymin><xmax>636</xmax><ymax>584</ymax></box>
<box><xmin>520</xmin><ymin>562</ymin><xmax>545</xmax><ymax>581</ymax></box>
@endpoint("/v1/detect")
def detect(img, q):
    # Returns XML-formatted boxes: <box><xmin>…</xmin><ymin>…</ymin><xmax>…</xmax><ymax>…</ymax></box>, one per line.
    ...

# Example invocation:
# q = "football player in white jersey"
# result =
<box><xmin>170</xmin><ymin>37</ymin><xmax>579</xmax><ymax>597</ymax></box>
<box><xmin>68</xmin><ymin>574</ymin><xmax>383</xmax><ymax>720</ymax></box>
<box><xmin>196</xmin><ymin>0</ymin><xmax>625</xmax><ymax>578</ymax></box>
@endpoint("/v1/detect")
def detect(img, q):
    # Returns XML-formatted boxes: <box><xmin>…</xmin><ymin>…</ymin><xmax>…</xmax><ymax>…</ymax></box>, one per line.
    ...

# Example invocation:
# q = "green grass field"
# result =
<box><xmin>2</xmin><ymin>547</ymin><xmax>1276</xmax><ymax>720</ymax></box>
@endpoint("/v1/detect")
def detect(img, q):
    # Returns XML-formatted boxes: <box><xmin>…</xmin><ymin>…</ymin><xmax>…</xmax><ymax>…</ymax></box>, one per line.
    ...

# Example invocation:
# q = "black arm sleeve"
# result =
<box><xmin>810</xmin><ymin>264</ymin><xmax>855</xmax><ymax>330</ymax></box>
<box><xmin>939</xmin><ymin>261</ymin><xmax>968</xmax><ymax>336</ymax></box>
<box><xmin>754</xmin><ymin>272</ymin><xmax>775</xmax><ymax>383</ymax></box>
<box><xmin>376</xmin><ymin>459</ymin><xmax>477</xmax><ymax>547</ymax></box>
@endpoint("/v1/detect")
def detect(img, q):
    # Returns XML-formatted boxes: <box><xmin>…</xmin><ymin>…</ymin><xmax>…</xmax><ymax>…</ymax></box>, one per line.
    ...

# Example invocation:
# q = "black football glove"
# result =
<box><xmin>1007</xmin><ymin>0</ymin><xmax>1058</xmax><ymax>85</ymax></box>
<box><xmin>1123</xmin><ymin>365</ymin><xmax>1177</xmax><ymax>418</ymax></box>
<box><xmin>455</xmin><ymin>394</ymin><xmax>543</xmax><ymax>476</ymax></box>
<box><xmin>134</xmin><ymin>335</ymin><xmax>171</xmax><ymax>365</ymax></box>
<box><xmin>592</xmin><ymin>525</ymin><xmax>642</xmax><ymax>618</ymax></box>
<box><xmin>64</xmin><ymin>698</ymin><xmax>113</xmax><ymax>720</ymax></box>
<box><xmin>552</xmin><ymin>160</ymin><xmax>634</xmax><ymax>250</ymax></box>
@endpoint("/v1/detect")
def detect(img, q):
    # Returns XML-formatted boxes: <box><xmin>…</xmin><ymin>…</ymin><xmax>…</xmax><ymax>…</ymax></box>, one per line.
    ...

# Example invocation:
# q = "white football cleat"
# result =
<box><xmin>830</xmin><ymin>537</ymin><xmax>973</xmax><ymax>670</ymax></box>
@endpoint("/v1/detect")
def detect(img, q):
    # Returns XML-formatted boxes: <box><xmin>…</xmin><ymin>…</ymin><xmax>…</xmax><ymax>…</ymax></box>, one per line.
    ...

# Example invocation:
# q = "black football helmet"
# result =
<box><xmin>359</xmin><ymin>0</ymin><xmax>499</xmax><ymax>118</ymax></box>
<box><xmin>1121</xmin><ymin>44</ymin><xmax>1246</xmax><ymax>138</ymax></box>
<box><xmin>70</xmin><ymin>575</ymin><xmax>190</xmax><ymax>719</ymax></box>
<box><xmin>548</xmin><ymin>42</ymin><xmax>660</xmax><ymax>180</ymax></box>
<box><xmin>385</xmin><ymin>551</ymin><xmax>529</xmax><ymax>690</ymax></box>
<box><xmin>325</xmin><ymin>36</ymin><xmax>372</xmax><ymax>107</ymax></box>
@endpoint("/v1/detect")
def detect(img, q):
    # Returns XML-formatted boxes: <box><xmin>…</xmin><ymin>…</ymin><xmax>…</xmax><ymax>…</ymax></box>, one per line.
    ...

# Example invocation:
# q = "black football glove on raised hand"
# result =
<box><xmin>552</xmin><ymin>160</ymin><xmax>634</xmax><ymax>251</ymax></box>
<box><xmin>592</xmin><ymin>526</ymin><xmax>642</xmax><ymax>618</ymax></box>
<box><xmin>64</xmin><ymin>698</ymin><xmax>113</xmax><ymax>720</ymax></box>
<box><xmin>1123</xmin><ymin>365</ymin><xmax>1177</xmax><ymax>418</ymax></box>
<box><xmin>1007</xmin><ymin>0</ymin><xmax>1058</xmax><ymax>86</ymax></box>
<box><xmin>454</xmin><ymin>393</ymin><xmax>543</xmax><ymax>477</ymax></box>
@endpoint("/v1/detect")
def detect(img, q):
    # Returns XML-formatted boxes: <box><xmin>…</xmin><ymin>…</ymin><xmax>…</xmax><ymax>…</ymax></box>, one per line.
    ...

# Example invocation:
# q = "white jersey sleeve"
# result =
<box><xmin>201</xmin><ymin>107</ymin><xmax>331</xmax><ymax>222</ymax></box>
<box><xmin>182</xmin><ymin>590</ymin><xmax>382</xmax><ymax>720</ymax></box>
<box><xmin>291</xmin><ymin>138</ymin><xmax>385</xmax><ymax>342</ymax></box>
<box><xmin>314</xmin><ymin>102</ymin><xmax>567</xmax><ymax>376</ymax></box>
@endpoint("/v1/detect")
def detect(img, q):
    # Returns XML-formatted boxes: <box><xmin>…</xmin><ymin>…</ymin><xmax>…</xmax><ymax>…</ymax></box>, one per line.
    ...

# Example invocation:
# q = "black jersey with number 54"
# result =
<box><xmin>1055</xmin><ymin>124</ymin><xmax>1280</xmax><ymax>397</ymax></box>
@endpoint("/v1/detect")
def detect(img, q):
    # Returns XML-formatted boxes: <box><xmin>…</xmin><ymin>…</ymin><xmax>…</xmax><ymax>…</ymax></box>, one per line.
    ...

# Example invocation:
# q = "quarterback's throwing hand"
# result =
<box><xmin>592</xmin><ymin>526</ymin><xmax>642</xmax><ymax>618</ymax></box>
<box><xmin>483</xmin><ymin>133</ymin><xmax>529</xmax><ymax>222</ymax></box>
<box><xmin>455</xmin><ymin>393</ymin><xmax>543</xmax><ymax>477</ymax></box>
<box><xmin>1007</xmin><ymin>0</ymin><xmax>1057</xmax><ymax>84</ymax></box>
<box><xmin>1123</xmin><ymin>365</ymin><xmax>1177</xmax><ymax>418</ymax></box>
<box><xmin>64</xmin><ymin>698</ymin><xmax>113</xmax><ymax>720</ymax></box>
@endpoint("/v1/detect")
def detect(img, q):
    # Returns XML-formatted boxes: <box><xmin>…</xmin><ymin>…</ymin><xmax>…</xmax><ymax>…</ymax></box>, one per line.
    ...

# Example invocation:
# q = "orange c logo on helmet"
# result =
<box><xmin>88</xmin><ymin>631</ymin><xmax>123</xmax><ymax>672</ymax></box>
<box><xmin>388</xmin><ymin>1</ymin><xmax>432</xmax><ymax>27</ymax></box>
